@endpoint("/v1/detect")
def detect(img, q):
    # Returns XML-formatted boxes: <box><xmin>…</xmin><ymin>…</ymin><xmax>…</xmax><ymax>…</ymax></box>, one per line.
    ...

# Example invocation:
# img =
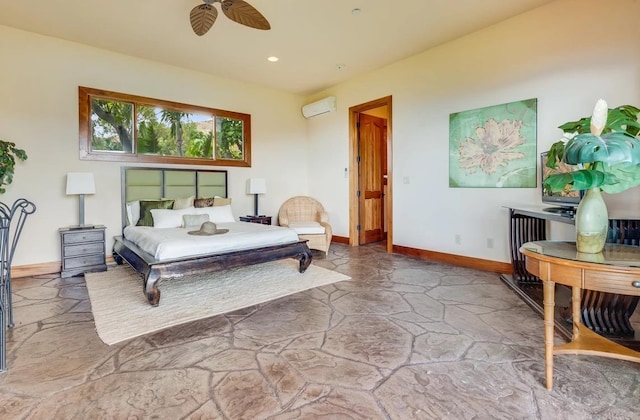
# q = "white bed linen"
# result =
<box><xmin>124</xmin><ymin>222</ymin><xmax>300</xmax><ymax>261</ymax></box>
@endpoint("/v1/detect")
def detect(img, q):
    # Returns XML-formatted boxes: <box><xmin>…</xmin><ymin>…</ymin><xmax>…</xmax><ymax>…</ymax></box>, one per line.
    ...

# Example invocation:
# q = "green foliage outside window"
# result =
<box><xmin>80</xmin><ymin>87</ymin><xmax>251</xmax><ymax>167</ymax></box>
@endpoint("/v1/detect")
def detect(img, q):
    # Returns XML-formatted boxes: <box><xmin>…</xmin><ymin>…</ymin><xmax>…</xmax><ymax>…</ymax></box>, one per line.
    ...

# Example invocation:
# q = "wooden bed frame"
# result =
<box><xmin>113</xmin><ymin>167</ymin><xmax>313</xmax><ymax>306</ymax></box>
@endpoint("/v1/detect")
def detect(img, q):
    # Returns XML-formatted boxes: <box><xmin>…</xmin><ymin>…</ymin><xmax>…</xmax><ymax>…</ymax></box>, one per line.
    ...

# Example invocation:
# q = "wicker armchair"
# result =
<box><xmin>278</xmin><ymin>196</ymin><xmax>332</xmax><ymax>255</ymax></box>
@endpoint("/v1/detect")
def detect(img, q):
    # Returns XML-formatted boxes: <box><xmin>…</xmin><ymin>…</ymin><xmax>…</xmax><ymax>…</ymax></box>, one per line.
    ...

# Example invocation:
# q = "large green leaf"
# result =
<box><xmin>558</xmin><ymin>105</ymin><xmax>640</xmax><ymax>136</ymax></box>
<box><xmin>601</xmin><ymin>162</ymin><xmax>640</xmax><ymax>193</ymax></box>
<box><xmin>563</xmin><ymin>132</ymin><xmax>640</xmax><ymax>166</ymax></box>
<box><xmin>0</xmin><ymin>140</ymin><xmax>27</xmax><ymax>194</ymax></box>
<box><xmin>544</xmin><ymin>169</ymin><xmax>615</xmax><ymax>192</ymax></box>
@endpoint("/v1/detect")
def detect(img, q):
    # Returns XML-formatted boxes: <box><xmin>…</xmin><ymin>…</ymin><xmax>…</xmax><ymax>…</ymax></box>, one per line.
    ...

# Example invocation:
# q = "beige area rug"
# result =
<box><xmin>84</xmin><ymin>260</ymin><xmax>350</xmax><ymax>345</ymax></box>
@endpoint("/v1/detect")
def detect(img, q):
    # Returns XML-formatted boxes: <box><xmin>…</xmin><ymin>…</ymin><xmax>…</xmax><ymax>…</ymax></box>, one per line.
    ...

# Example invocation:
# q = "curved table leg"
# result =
<box><xmin>144</xmin><ymin>271</ymin><xmax>161</xmax><ymax>307</ymax></box>
<box><xmin>298</xmin><ymin>249</ymin><xmax>312</xmax><ymax>273</ymax></box>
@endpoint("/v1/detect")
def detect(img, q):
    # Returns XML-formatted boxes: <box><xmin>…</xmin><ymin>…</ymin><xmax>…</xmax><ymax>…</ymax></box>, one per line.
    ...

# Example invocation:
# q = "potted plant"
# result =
<box><xmin>0</xmin><ymin>140</ymin><xmax>27</xmax><ymax>194</ymax></box>
<box><xmin>544</xmin><ymin>99</ymin><xmax>640</xmax><ymax>253</ymax></box>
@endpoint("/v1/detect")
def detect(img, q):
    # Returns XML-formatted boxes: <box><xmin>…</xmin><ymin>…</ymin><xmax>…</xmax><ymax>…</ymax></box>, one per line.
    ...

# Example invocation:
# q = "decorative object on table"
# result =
<box><xmin>246</xmin><ymin>178</ymin><xmax>266</xmax><ymax>216</ymax></box>
<box><xmin>66</xmin><ymin>172</ymin><xmax>95</xmax><ymax>228</ymax></box>
<box><xmin>449</xmin><ymin>98</ymin><xmax>538</xmax><ymax>188</ymax></box>
<box><xmin>544</xmin><ymin>99</ymin><xmax>640</xmax><ymax>253</ymax></box>
<box><xmin>0</xmin><ymin>139</ymin><xmax>35</xmax><ymax>372</ymax></box>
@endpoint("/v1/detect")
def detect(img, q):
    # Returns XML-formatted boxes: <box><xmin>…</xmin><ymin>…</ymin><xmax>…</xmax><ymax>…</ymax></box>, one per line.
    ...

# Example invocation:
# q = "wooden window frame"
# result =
<box><xmin>79</xmin><ymin>86</ymin><xmax>251</xmax><ymax>167</ymax></box>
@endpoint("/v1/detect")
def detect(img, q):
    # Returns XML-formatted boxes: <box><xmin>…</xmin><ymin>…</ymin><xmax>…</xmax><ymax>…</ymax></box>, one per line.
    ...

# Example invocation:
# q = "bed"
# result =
<box><xmin>112</xmin><ymin>167</ymin><xmax>312</xmax><ymax>306</ymax></box>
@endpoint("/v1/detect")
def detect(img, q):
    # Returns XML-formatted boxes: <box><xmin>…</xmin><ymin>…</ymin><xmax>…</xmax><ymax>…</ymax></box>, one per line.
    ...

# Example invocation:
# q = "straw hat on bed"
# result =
<box><xmin>188</xmin><ymin>221</ymin><xmax>229</xmax><ymax>236</ymax></box>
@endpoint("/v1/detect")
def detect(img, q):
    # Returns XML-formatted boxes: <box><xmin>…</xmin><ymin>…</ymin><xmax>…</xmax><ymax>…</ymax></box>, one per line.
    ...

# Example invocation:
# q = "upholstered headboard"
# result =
<box><xmin>121</xmin><ymin>167</ymin><xmax>228</xmax><ymax>229</ymax></box>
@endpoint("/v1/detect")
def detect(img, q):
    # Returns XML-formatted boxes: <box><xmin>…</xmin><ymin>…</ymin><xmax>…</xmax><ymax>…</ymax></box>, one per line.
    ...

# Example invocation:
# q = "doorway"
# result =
<box><xmin>349</xmin><ymin>96</ymin><xmax>392</xmax><ymax>253</ymax></box>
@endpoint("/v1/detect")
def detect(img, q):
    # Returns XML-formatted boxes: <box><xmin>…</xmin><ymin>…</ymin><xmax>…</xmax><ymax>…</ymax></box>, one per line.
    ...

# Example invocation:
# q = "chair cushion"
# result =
<box><xmin>289</xmin><ymin>221</ymin><xmax>325</xmax><ymax>235</ymax></box>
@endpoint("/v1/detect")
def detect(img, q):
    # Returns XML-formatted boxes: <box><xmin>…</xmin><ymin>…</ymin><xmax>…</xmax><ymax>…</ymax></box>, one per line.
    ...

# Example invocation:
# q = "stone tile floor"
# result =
<box><xmin>1</xmin><ymin>243</ymin><xmax>639</xmax><ymax>419</ymax></box>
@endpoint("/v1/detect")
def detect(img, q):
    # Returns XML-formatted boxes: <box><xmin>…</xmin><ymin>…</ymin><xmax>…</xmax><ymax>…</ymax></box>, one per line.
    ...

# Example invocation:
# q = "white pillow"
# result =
<box><xmin>126</xmin><ymin>200</ymin><xmax>140</xmax><ymax>226</ymax></box>
<box><xmin>151</xmin><ymin>207</ymin><xmax>195</xmax><ymax>228</ymax></box>
<box><xmin>194</xmin><ymin>204</ymin><xmax>235</xmax><ymax>223</ymax></box>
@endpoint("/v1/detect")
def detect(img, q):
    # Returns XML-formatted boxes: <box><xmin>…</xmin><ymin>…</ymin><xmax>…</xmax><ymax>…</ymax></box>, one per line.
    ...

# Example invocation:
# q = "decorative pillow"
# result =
<box><xmin>151</xmin><ymin>207</ymin><xmax>195</xmax><ymax>228</ymax></box>
<box><xmin>194</xmin><ymin>204</ymin><xmax>235</xmax><ymax>223</ymax></box>
<box><xmin>126</xmin><ymin>200</ymin><xmax>140</xmax><ymax>226</ymax></box>
<box><xmin>137</xmin><ymin>199</ymin><xmax>175</xmax><ymax>227</ymax></box>
<box><xmin>213</xmin><ymin>196</ymin><xmax>232</xmax><ymax>206</ymax></box>
<box><xmin>183</xmin><ymin>213</ymin><xmax>210</xmax><ymax>229</ymax></box>
<box><xmin>194</xmin><ymin>197</ymin><xmax>214</xmax><ymax>208</ymax></box>
<box><xmin>171</xmin><ymin>195</ymin><xmax>195</xmax><ymax>210</ymax></box>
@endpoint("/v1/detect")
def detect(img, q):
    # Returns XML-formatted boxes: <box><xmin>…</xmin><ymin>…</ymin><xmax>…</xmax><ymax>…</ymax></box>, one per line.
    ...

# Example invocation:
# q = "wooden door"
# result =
<box><xmin>358</xmin><ymin>113</ymin><xmax>385</xmax><ymax>244</ymax></box>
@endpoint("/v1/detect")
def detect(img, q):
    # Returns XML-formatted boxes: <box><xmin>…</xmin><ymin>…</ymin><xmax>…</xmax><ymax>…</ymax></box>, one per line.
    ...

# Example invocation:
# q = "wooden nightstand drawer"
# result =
<box><xmin>584</xmin><ymin>271</ymin><xmax>640</xmax><ymax>296</ymax></box>
<box><xmin>63</xmin><ymin>242</ymin><xmax>104</xmax><ymax>257</ymax></box>
<box><xmin>63</xmin><ymin>254</ymin><xmax>106</xmax><ymax>270</ymax></box>
<box><xmin>62</xmin><ymin>230</ymin><xmax>104</xmax><ymax>244</ymax></box>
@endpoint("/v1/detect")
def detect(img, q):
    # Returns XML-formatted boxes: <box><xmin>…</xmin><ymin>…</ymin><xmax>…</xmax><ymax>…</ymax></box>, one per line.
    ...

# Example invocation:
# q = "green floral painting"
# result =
<box><xmin>449</xmin><ymin>98</ymin><xmax>537</xmax><ymax>188</ymax></box>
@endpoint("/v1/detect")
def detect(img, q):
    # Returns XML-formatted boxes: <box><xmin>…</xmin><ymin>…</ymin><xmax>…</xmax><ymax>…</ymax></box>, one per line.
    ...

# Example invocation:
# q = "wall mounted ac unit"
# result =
<box><xmin>301</xmin><ymin>96</ymin><xmax>337</xmax><ymax>118</ymax></box>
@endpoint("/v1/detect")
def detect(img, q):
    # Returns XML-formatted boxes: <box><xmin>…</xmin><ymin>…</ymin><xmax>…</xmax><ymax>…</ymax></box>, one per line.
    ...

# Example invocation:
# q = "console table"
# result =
<box><xmin>520</xmin><ymin>241</ymin><xmax>640</xmax><ymax>390</ymax></box>
<box><xmin>503</xmin><ymin>205</ymin><xmax>640</xmax><ymax>344</ymax></box>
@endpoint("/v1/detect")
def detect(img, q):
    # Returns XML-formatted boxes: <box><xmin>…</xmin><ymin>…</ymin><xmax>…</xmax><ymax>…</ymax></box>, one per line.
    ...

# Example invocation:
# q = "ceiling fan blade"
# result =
<box><xmin>221</xmin><ymin>0</ymin><xmax>271</xmax><ymax>30</ymax></box>
<box><xmin>190</xmin><ymin>4</ymin><xmax>218</xmax><ymax>36</ymax></box>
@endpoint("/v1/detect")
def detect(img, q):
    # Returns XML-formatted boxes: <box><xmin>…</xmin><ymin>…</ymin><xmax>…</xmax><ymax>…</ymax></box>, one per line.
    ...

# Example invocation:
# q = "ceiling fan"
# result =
<box><xmin>190</xmin><ymin>0</ymin><xmax>271</xmax><ymax>36</ymax></box>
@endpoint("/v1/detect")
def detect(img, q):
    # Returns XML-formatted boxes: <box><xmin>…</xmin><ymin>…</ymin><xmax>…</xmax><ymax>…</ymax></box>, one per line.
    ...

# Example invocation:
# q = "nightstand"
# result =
<box><xmin>59</xmin><ymin>225</ymin><xmax>107</xmax><ymax>278</ymax></box>
<box><xmin>239</xmin><ymin>215</ymin><xmax>272</xmax><ymax>225</ymax></box>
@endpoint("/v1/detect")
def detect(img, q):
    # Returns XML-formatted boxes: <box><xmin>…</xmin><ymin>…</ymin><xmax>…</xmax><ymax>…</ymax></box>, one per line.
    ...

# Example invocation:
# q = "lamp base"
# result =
<box><xmin>253</xmin><ymin>193</ymin><xmax>260</xmax><ymax>216</ymax></box>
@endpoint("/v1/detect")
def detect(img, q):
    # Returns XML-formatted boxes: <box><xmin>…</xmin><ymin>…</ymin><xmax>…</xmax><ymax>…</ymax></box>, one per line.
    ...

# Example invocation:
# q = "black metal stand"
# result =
<box><xmin>0</xmin><ymin>199</ymin><xmax>36</xmax><ymax>372</ymax></box>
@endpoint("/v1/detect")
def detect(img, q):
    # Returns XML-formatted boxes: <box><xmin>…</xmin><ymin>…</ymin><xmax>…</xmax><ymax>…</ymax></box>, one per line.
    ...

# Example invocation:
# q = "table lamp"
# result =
<box><xmin>66</xmin><ymin>172</ymin><xmax>95</xmax><ymax>228</ymax></box>
<box><xmin>246</xmin><ymin>178</ymin><xmax>266</xmax><ymax>216</ymax></box>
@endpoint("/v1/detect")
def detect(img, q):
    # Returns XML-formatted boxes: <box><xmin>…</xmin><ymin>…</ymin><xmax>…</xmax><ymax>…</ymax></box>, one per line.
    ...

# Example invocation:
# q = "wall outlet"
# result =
<box><xmin>455</xmin><ymin>234</ymin><xmax>461</xmax><ymax>245</ymax></box>
<box><xmin>487</xmin><ymin>238</ymin><xmax>494</xmax><ymax>248</ymax></box>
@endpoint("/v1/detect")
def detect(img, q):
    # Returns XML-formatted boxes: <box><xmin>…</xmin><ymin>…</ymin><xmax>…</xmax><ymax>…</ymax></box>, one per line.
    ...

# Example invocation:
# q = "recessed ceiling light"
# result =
<box><xmin>267</xmin><ymin>56</ymin><xmax>279</xmax><ymax>62</ymax></box>
<box><xmin>352</xmin><ymin>8</ymin><xmax>361</xmax><ymax>16</ymax></box>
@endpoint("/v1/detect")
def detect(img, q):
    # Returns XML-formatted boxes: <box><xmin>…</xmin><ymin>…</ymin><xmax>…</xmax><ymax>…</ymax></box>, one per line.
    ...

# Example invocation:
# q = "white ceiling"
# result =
<box><xmin>0</xmin><ymin>0</ymin><xmax>555</xmax><ymax>96</ymax></box>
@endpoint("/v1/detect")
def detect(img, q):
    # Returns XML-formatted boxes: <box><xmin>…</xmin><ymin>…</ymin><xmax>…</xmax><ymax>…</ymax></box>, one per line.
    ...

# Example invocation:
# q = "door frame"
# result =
<box><xmin>348</xmin><ymin>96</ymin><xmax>393</xmax><ymax>253</ymax></box>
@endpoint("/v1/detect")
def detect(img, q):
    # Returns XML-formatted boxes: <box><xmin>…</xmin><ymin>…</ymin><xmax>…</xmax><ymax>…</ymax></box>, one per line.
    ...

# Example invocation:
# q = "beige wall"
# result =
<box><xmin>3</xmin><ymin>0</ymin><xmax>640</xmax><ymax>268</ymax></box>
<box><xmin>306</xmin><ymin>0</ymin><xmax>640</xmax><ymax>262</ymax></box>
<box><xmin>0</xmin><ymin>26</ymin><xmax>309</xmax><ymax>266</ymax></box>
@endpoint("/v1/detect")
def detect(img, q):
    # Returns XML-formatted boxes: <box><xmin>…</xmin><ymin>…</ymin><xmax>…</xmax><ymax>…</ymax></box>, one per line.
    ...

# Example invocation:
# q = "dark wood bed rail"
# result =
<box><xmin>113</xmin><ymin>237</ymin><xmax>312</xmax><ymax>306</ymax></box>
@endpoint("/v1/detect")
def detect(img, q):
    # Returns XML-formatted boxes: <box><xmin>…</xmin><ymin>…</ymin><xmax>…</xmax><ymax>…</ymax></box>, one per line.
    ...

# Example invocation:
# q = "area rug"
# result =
<box><xmin>84</xmin><ymin>260</ymin><xmax>350</xmax><ymax>345</ymax></box>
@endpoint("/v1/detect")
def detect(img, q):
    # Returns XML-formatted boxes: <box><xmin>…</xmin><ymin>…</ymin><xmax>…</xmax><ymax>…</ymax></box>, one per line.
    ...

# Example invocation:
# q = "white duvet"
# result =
<box><xmin>124</xmin><ymin>222</ymin><xmax>300</xmax><ymax>261</ymax></box>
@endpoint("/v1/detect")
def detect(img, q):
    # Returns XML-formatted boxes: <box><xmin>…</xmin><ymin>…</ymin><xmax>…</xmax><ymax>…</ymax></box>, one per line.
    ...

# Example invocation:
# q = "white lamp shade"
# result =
<box><xmin>66</xmin><ymin>172</ymin><xmax>96</xmax><ymax>195</ymax></box>
<box><xmin>246</xmin><ymin>178</ymin><xmax>267</xmax><ymax>195</ymax></box>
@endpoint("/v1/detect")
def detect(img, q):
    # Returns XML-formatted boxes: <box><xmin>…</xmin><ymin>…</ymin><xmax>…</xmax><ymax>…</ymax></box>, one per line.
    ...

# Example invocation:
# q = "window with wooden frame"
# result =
<box><xmin>79</xmin><ymin>86</ymin><xmax>251</xmax><ymax>167</ymax></box>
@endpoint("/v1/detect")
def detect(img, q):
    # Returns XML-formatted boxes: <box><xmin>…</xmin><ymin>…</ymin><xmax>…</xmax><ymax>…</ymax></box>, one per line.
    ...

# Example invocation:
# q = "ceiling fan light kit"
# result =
<box><xmin>190</xmin><ymin>0</ymin><xmax>270</xmax><ymax>36</ymax></box>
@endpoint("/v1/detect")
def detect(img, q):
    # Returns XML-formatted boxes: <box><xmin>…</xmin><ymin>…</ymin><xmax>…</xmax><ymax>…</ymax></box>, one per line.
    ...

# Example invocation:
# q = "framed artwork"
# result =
<box><xmin>449</xmin><ymin>98</ymin><xmax>537</xmax><ymax>188</ymax></box>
